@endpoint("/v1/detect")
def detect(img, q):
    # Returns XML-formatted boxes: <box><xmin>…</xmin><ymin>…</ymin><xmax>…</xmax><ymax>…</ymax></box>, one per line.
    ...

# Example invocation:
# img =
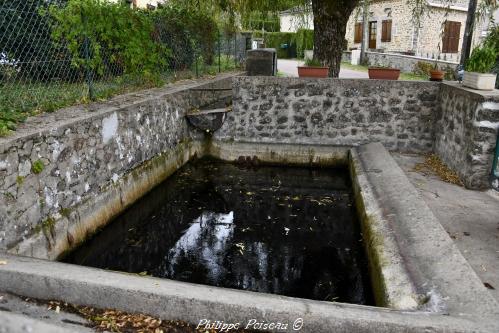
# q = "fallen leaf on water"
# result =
<box><xmin>235</xmin><ymin>243</ymin><xmax>245</xmax><ymax>254</ymax></box>
<box><xmin>484</xmin><ymin>282</ymin><xmax>495</xmax><ymax>290</ymax></box>
<box><xmin>0</xmin><ymin>260</ymin><xmax>7</xmax><ymax>265</ymax></box>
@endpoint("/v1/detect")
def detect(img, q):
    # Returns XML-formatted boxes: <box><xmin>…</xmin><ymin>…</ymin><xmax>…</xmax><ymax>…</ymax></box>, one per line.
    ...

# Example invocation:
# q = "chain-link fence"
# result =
<box><xmin>0</xmin><ymin>0</ymin><xmax>245</xmax><ymax>136</ymax></box>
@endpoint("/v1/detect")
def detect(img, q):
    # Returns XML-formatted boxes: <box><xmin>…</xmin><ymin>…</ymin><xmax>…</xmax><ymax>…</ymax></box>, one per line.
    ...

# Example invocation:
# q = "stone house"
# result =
<box><xmin>280</xmin><ymin>1</ymin><xmax>491</xmax><ymax>62</ymax></box>
<box><xmin>279</xmin><ymin>6</ymin><xmax>314</xmax><ymax>32</ymax></box>
<box><xmin>345</xmin><ymin>0</ymin><xmax>485</xmax><ymax>62</ymax></box>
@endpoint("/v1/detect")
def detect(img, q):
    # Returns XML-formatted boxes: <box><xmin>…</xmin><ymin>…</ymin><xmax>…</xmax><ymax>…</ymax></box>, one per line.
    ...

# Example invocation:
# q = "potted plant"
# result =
<box><xmin>463</xmin><ymin>45</ymin><xmax>498</xmax><ymax>90</ymax></box>
<box><xmin>430</xmin><ymin>57</ymin><xmax>445</xmax><ymax>81</ymax></box>
<box><xmin>368</xmin><ymin>64</ymin><xmax>400</xmax><ymax>80</ymax></box>
<box><xmin>297</xmin><ymin>58</ymin><xmax>329</xmax><ymax>78</ymax></box>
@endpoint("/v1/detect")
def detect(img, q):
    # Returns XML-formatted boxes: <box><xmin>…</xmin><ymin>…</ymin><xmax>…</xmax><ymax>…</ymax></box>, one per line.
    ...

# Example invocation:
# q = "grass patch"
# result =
<box><xmin>0</xmin><ymin>67</ymin><xmax>237</xmax><ymax>138</ymax></box>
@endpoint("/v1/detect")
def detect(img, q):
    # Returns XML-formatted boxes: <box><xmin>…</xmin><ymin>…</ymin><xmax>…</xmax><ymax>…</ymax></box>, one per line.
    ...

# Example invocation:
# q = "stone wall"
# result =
<box><xmin>435</xmin><ymin>83</ymin><xmax>499</xmax><ymax>189</ymax></box>
<box><xmin>215</xmin><ymin>76</ymin><xmax>440</xmax><ymax>153</ymax></box>
<box><xmin>342</xmin><ymin>51</ymin><xmax>458</xmax><ymax>74</ymax></box>
<box><xmin>365</xmin><ymin>52</ymin><xmax>458</xmax><ymax>74</ymax></box>
<box><xmin>0</xmin><ymin>75</ymin><xmax>234</xmax><ymax>251</ymax></box>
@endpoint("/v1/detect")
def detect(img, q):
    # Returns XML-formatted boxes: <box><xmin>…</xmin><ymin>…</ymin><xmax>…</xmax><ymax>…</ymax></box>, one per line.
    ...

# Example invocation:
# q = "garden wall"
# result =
<box><xmin>0</xmin><ymin>74</ymin><xmax>234</xmax><ymax>253</ymax></box>
<box><xmin>435</xmin><ymin>83</ymin><xmax>499</xmax><ymax>189</ymax></box>
<box><xmin>342</xmin><ymin>51</ymin><xmax>459</xmax><ymax>74</ymax></box>
<box><xmin>215</xmin><ymin>77</ymin><xmax>440</xmax><ymax>153</ymax></box>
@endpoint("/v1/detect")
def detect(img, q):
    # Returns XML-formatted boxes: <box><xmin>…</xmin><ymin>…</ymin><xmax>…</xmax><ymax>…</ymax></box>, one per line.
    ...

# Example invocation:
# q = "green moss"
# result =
<box><xmin>59</xmin><ymin>207</ymin><xmax>72</xmax><ymax>218</ymax></box>
<box><xmin>16</xmin><ymin>176</ymin><xmax>24</xmax><ymax>186</ymax></box>
<box><xmin>31</xmin><ymin>159</ymin><xmax>45</xmax><ymax>174</ymax></box>
<box><xmin>41</xmin><ymin>217</ymin><xmax>56</xmax><ymax>239</ymax></box>
<box><xmin>3</xmin><ymin>192</ymin><xmax>15</xmax><ymax>200</ymax></box>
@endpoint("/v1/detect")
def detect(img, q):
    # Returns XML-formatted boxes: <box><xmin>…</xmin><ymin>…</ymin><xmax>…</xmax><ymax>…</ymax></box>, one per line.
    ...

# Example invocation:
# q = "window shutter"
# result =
<box><xmin>451</xmin><ymin>22</ymin><xmax>461</xmax><ymax>53</ymax></box>
<box><xmin>354</xmin><ymin>23</ymin><xmax>362</xmax><ymax>43</ymax></box>
<box><xmin>381</xmin><ymin>20</ymin><xmax>392</xmax><ymax>42</ymax></box>
<box><xmin>442</xmin><ymin>21</ymin><xmax>461</xmax><ymax>53</ymax></box>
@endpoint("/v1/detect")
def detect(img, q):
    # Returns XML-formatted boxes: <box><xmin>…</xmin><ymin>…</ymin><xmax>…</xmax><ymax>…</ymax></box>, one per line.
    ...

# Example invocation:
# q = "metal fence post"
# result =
<box><xmin>195</xmin><ymin>49</ymin><xmax>199</xmax><ymax>78</ymax></box>
<box><xmin>234</xmin><ymin>32</ymin><xmax>237</xmax><ymax>68</ymax></box>
<box><xmin>82</xmin><ymin>11</ymin><xmax>94</xmax><ymax>100</ymax></box>
<box><xmin>218</xmin><ymin>30</ymin><xmax>221</xmax><ymax>73</ymax></box>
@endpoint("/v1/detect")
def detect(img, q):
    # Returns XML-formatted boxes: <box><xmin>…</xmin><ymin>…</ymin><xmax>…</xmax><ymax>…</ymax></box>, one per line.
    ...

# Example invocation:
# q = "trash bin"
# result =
<box><xmin>246</xmin><ymin>48</ymin><xmax>277</xmax><ymax>76</ymax></box>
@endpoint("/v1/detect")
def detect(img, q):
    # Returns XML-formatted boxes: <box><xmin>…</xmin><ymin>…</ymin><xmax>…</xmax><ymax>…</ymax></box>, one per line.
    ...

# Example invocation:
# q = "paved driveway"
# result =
<box><xmin>277</xmin><ymin>59</ymin><xmax>368</xmax><ymax>78</ymax></box>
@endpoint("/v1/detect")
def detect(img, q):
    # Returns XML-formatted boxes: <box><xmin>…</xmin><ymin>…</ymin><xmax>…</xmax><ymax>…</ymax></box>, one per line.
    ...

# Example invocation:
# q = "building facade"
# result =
<box><xmin>345</xmin><ymin>0</ymin><xmax>481</xmax><ymax>62</ymax></box>
<box><xmin>281</xmin><ymin>1</ymin><xmax>491</xmax><ymax>63</ymax></box>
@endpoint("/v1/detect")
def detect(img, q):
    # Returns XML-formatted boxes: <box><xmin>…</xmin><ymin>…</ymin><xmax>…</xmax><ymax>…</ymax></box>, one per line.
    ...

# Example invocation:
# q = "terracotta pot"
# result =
<box><xmin>368</xmin><ymin>67</ymin><xmax>400</xmax><ymax>80</ymax></box>
<box><xmin>297</xmin><ymin>66</ymin><xmax>329</xmax><ymax>78</ymax></box>
<box><xmin>429</xmin><ymin>69</ymin><xmax>445</xmax><ymax>81</ymax></box>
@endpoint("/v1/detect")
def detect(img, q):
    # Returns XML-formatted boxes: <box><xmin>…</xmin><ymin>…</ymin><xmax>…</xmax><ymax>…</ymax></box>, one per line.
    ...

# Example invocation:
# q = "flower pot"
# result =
<box><xmin>463</xmin><ymin>71</ymin><xmax>498</xmax><ymax>90</ymax></box>
<box><xmin>297</xmin><ymin>66</ymin><xmax>329</xmax><ymax>78</ymax></box>
<box><xmin>429</xmin><ymin>69</ymin><xmax>445</xmax><ymax>81</ymax></box>
<box><xmin>368</xmin><ymin>67</ymin><xmax>400</xmax><ymax>80</ymax></box>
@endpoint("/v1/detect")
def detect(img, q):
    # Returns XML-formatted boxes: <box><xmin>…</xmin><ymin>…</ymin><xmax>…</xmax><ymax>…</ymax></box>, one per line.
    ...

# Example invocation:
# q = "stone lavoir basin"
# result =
<box><xmin>61</xmin><ymin>158</ymin><xmax>374</xmax><ymax>305</ymax></box>
<box><xmin>1</xmin><ymin>75</ymin><xmax>499</xmax><ymax>332</ymax></box>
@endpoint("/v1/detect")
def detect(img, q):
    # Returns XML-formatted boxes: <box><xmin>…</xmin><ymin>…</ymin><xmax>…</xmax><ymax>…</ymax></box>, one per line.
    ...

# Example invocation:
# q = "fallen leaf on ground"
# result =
<box><xmin>413</xmin><ymin>154</ymin><xmax>463</xmax><ymax>186</ymax></box>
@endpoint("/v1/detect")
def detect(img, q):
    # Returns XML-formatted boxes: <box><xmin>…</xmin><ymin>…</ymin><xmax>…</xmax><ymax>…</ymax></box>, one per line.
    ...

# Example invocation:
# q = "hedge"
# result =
<box><xmin>253</xmin><ymin>29</ymin><xmax>314</xmax><ymax>59</ymax></box>
<box><xmin>295</xmin><ymin>29</ymin><xmax>313</xmax><ymax>59</ymax></box>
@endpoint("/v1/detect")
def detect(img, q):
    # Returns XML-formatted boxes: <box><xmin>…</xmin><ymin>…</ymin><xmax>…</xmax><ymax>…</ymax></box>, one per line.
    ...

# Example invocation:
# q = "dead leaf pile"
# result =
<box><xmin>413</xmin><ymin>154</ymin><xmax>464</xmax><ymax>186</ymax></box>
<box><xmin>41</xmin><ymin>300</ymin><xmax>255</xmax><ymax>333</ymax></box>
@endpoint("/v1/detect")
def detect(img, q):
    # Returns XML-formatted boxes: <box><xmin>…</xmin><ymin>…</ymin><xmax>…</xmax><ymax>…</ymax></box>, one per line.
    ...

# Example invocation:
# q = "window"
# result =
<box><xmin>354</xmin><ymin>23</ymin><xmax>363</xmax><ymax>43</ymax></box>
<box><xmin>369</xmin><ymin>21</ymin><xmax>377</xmax><ymax>49</ymax></box>
<box><xmin>381</xmin><ymin>20</ymin><xmax>392</xmax><ymax>42</ymax></box>
<box><xmin>442</xmin><ymin>21</ymin><xmax>461</xmax><ymax>53</ymax></box>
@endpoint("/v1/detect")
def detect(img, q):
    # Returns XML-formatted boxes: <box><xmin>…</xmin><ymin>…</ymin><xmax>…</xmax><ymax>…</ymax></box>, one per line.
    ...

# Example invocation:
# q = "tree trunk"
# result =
<box><xmin>460</xmin><ymin>0</ymin><xmax>478</xmax><ymax>66</ymax></box>
<box><xmin>360</xmin><ymin>0</ymin><xmax>369</xmax><ymax>65</ymax></box>
<box><xmin>312</xmin><ymin>0</ymin><xmax>359</xmax><ymax>77</ymax></box>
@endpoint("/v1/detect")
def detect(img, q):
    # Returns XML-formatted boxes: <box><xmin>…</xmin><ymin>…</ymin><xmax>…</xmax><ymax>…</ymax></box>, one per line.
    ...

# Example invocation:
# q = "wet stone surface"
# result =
<box><xmin>63</xmin><ymin>158</ymin><xmax>373</xmax><ymax>305</ymax></box>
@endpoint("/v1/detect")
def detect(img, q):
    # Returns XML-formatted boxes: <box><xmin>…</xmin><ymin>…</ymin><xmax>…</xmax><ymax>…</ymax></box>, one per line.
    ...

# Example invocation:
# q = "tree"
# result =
<box><xmin>311</xmin><ymin>1</ymin><xmax>359</xmax><ymax>77</ymax></box>
<box><xmin>169</xmin><ymin>0</ymin><xmax>498</xmax><ymax>78</ymax></box>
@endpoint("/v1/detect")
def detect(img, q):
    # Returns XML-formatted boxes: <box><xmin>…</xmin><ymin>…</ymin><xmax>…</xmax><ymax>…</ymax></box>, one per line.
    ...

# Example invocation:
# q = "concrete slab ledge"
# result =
<box><xmin>350</xmin><ymin>143</ymin><xmax>499</xmax><ymax>320</ymax></box>
<box><xmin>0</xmin><ymin>254</ymin><xmax>494</xmax><ymax>333</ymax></box>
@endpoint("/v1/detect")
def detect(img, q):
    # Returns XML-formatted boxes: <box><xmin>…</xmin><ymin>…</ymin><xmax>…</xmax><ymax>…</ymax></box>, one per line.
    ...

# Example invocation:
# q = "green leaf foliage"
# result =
<box><xmin>47</xmin><ymin>0</ymin><xmax>168</xmax><ymax>77</ymax></box>
<box><xmin>466</xmin><ymin>45</ymin><xmax>497</xmax><ymax>74</ymax></box>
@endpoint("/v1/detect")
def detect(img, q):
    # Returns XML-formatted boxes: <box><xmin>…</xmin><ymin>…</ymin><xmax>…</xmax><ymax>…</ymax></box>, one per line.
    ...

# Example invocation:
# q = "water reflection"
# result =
<box><xmin>63</xmin><ymin>158</ymin><xmax>373</xmax><ymax>305</ymax></box>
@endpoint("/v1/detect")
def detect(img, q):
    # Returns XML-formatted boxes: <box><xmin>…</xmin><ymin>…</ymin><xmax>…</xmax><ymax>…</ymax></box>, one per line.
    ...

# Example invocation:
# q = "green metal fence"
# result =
<box><xmin>0</xmin><ymin>0</ymin><xmax>243</xmax><ymax>136</ymax></box>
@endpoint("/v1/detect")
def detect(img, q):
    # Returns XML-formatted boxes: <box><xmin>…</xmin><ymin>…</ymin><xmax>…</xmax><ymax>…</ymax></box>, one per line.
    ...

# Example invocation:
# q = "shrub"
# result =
<box><xmin>413</xmin><ymin>61</ymin><xmax>434</xmax><ymax>76</ymax></box>
<box><xmin>465</xmin><ymin>45</ymin><xmax>497</xmax><ymax>73</ymax></box>
<box><xmin>304</xmin><ymin>58</ymin><xmax>322</xmax><ymax>67</ymax></box>
<box><xmin>482</xmin><ymin>26</ymin><xmax>499</xmax><ymax>88</ymax></box>
<box><xmin>258</xmin><ymin>32</ymin><xmax>297</xmax><ymax>59</ymax></box>
<box><xmin>48</xmin><ymin>0</ymin><xmax>168</xmax><ymax>78</ymax></box>
<box><xmin>152</xmin><ymin>5</ymin><xmax>218</xmax><ymax>69</ymax></box>
<box><xmin>295</xmin><ymin>29</ymin><xmax>313</xmax><ymax>59</ymax></box>
<box><xmin>0</xmin><ymin>0</ymin><xmax>79</xmax><ymax>82</ymax></box>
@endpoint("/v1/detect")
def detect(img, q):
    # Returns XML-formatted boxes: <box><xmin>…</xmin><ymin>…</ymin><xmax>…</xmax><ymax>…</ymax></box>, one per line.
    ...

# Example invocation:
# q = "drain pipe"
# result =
<box><xmin>491</xmin><ymin>131</ymin><xmax>499</xmax><ymax>191</ymax></box>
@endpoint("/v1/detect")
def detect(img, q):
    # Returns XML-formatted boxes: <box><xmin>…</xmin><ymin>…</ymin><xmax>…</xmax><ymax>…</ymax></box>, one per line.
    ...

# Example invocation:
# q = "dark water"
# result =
<box><xmin>63</xmin><ymin>158</ymin><xmax>373</xmax><ymax>305</ymax></box>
